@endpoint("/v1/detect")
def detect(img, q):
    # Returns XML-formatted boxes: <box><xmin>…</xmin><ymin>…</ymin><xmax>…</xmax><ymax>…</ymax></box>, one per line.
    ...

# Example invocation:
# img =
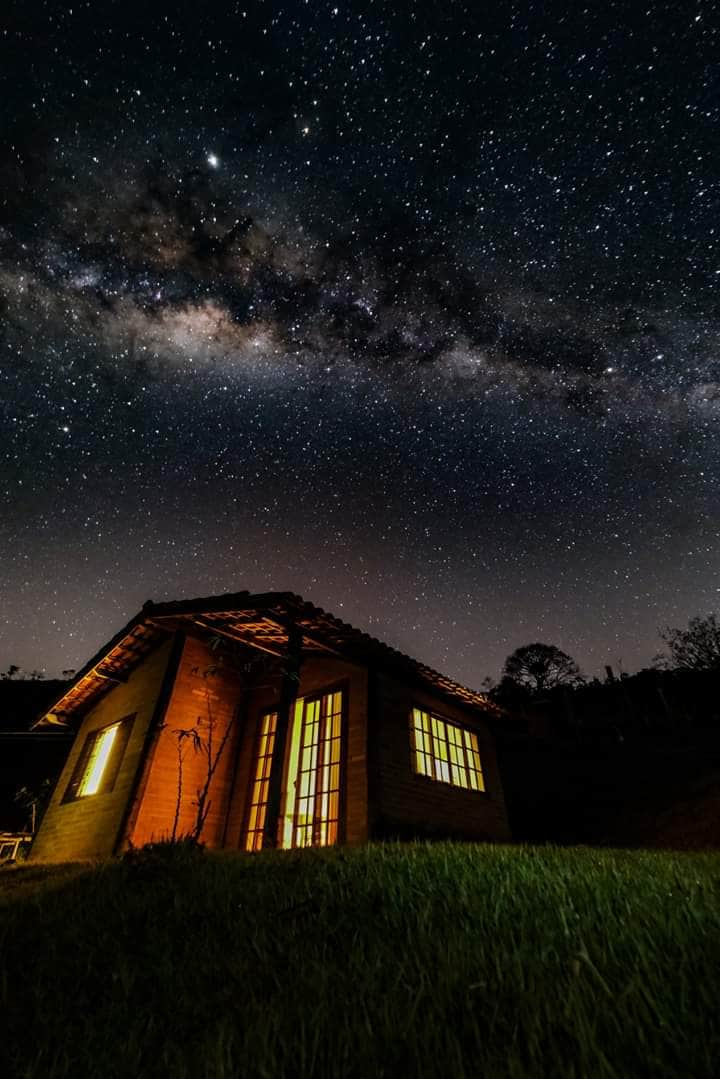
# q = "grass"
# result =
<box><xmin>1</xmin><ymin>842</ymin><xmax>719</xmax><ymax>1079</ymax></box>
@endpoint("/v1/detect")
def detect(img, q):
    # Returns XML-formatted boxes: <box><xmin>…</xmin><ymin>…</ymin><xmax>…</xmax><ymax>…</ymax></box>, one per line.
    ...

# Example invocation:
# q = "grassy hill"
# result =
<box><xmin>1</xmin><ymin>842</ymin><xmax>719</xmax><ymax>1078</ymax></box>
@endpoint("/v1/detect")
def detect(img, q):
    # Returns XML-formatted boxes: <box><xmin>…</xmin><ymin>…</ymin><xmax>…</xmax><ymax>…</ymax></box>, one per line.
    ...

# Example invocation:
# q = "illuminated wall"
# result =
<box><xmin>128</xmin><ymin>635</ymin><xmax>243</xmax><ymax>849</ymax></box>
<box><xmin>369</xmin><ymin>673</ymin><xmax>511</xmax><ymax>842</ymax></box>
<box><xmin>30</xmin><ymin>638</ymin><xmax>173</xmax><ymax>862</ymax></box>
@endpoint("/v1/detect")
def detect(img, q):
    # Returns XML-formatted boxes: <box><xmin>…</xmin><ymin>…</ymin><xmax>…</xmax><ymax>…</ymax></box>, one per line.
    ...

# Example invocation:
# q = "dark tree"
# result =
<box><xmin>659</xmin><ymin>614</ymin><xmax>720</xmax><ymax>672</ymax></box>
<box><xmin>0</xmin><ymin>665</ymin><xmax>44</xmax><ymax>680</ymax></box>
<box><xmin>502</xmin><ymin>643</ymin><xmax>583</xmax><ymax>694</ymax></box>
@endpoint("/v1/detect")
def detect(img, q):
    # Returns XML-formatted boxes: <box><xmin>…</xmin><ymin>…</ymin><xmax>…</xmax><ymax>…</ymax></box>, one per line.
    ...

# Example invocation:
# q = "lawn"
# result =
<box><xmin>1</xmin><ymin>842</ymin><xmax>718</xmax><ymax>1078</ymax></box>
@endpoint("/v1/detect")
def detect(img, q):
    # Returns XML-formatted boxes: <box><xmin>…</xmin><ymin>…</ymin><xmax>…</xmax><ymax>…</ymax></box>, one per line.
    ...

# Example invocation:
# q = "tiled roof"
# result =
<box><xmin>35</xmin><ymin>591</ymin><xmax>501</xmax><ymax>727</ymax></box>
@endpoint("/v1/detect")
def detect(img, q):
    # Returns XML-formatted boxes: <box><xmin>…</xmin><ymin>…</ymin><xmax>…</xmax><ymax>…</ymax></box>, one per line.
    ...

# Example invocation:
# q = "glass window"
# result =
<box><xmin>244</xmin><ymin>711</ymin><xmax>278</xmax><ymax>852</ymax></box>
<box><xmin>63</xmin><ymin>716</ymin><xmax>134</xmax><ymax>802</ymax></box>
<box><xmin>244</xmin><ymin>689</ymin><xmax>344</xmax><ymax>852</ymax></box>
<box><xmin>410</xmin><ymin>708</ymin><xmax>485</xmax><ymax>791</ymax></box>
<box><xmin>283</xmin><ymin>690</ymin><xmax>343</xmax><ymax>849</ymax></box>
<box><xmin>77</xmin><ymin>724</ymin><xmax>120</xmax><ymax>796</ymax></box>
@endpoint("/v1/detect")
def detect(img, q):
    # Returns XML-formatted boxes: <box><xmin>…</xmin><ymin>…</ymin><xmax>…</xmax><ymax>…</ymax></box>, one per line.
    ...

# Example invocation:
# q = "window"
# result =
<box><xmin>63</xmin><ymin>716</ymin><xmax>134</xmax><ymax>802</ymax></box>
<box><xmin>243</xmin><ymin>688</ymin><xmax>344</xmax><ymax>851</ymax></box>
<box><xmin>281</xmin><ymin>689</ymin><xmax>343</xmax><ymax>849</ymax></box>
<box><xmin>244</xmin><ymin>711</ymin><xmax>277</xmax><ymax>852</ymax></box>
<box><xmin>410</xmin><ymin>708</ymin><xmax>485</xmax><ymax>791</ymax></box>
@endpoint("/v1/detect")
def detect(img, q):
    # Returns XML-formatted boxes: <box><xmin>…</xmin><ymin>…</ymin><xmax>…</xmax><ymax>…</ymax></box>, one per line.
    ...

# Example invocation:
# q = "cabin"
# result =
<box><xmin>29</xmin><ymin>591</ymin><xmax>510</xmax><ymax>861</ymax></box>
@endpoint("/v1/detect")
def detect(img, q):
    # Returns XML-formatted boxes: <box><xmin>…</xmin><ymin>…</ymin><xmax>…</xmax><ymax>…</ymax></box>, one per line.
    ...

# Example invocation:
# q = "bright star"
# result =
<box><xmin>207</xmin><ymin>153</ymin><xmax>219</xmax><ymax>169</ymax></box>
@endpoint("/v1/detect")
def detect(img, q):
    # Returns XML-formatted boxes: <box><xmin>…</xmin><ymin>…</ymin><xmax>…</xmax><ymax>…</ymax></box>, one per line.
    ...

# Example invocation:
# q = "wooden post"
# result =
<box><xmin>262</xmin><ymin>623</ymin><xmax>302</xmax><ymax>849</ymax></box>
<box><xmin>113</xmin><ymin>631</ymin><xmax>186</xmax><ymax>854</ymax></box>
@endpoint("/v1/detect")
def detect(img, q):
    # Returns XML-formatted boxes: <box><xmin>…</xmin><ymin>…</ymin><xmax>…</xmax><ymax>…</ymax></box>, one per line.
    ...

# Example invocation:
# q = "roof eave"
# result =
<box><xmin>31</xmin><ymin>590</ymin><xmax>500</xmax><ymax>727</ymax></box>
<box><xmin>31</xmin><ymin>608</ymin><xmax>159</xmax><ymax>729</ymax></box>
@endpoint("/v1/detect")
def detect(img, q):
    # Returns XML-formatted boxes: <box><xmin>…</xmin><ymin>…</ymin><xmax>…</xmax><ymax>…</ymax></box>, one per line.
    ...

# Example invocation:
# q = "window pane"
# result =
<box><xmin>249</xmin><ymin>690</ymin><xmax>346</xmax><ymax>852</ymax></box>
<box><xmin>283</xmin><ymin>690</ymin><xmax>344</xmax><ymax>850</ymax></box>
<box><xmin>77</xmin><ymin>724</ymin><xmax>120</xmax><ymax>797</ymax></box>
<box><xmin>409</xmin><ymin>710</ymin><xmax>484</xmax><ymax>792</ymax></box>
<box><xmin>244</xmin><ymin>711</ymin><xmax>278</xmax><ymax>852</ymax></box>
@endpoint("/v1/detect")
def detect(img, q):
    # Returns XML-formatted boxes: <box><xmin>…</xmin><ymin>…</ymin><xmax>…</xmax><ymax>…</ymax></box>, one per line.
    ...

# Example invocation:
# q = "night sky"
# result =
<box><xmin>1</xmin><ymin>1</ymin><xmax>719</xmax><ymax>686</ymax></box>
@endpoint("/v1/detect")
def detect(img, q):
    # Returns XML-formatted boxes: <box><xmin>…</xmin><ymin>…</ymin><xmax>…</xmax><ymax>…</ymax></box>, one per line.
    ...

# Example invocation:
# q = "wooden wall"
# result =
<box><xmin>224</xmin><ymin>654</ymin><xmax>369</xmax><ymax>848</ymax></box>
<box><xmin>128</xmin><ymin>635</ymin><xmax>244</xmax><ymax>849</ymax></box>
<box><xmin>29</xmin><ymin>639</ymin><xmax>174</xmax><ymax>862</ymax></box>
<box><xmin>369</xmin><ymin>672</ymin><xmax>511</xmax><ymax>843</ymax></box>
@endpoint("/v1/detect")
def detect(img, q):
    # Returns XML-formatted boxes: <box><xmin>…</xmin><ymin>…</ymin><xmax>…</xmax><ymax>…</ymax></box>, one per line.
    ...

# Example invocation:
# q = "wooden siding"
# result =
<box><xmin>30</xmin><ymin>628</ymin><xmax>507</xmax><ymax>859</ymax></box>
<box><xmin>370</xmin><ymin>672</ymin><xmax>511</xmax><ymax>843</ymax></box>
<box><xmin>128</xmin><ymin>636</ymin><xmax>244</xmax><ymax>849</ymax></box>
<box><xmin>224</xmin><ymin>655</ymin><xmax>369</xmax><ymax>848</ymax></box>
<box><xmin>29</xmin><ymin>639</ymin><xmax>174</xmax><ymax>862</ymax></box>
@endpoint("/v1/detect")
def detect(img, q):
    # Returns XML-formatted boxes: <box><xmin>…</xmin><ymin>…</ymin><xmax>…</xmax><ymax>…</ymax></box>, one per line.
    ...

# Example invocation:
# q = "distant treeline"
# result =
<box><xmin>492</xmin><ymin>666</ymin><xmax>720</xmax><ymax>739</ymax></box>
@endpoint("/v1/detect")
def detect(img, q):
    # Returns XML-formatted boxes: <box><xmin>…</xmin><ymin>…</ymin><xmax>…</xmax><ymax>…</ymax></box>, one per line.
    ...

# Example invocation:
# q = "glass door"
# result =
<box><xmin>280</xmin><ymin>689</ymin><xmax>344</xmax><ymax>849</ymax></box>
<box><xmin>243</xmin><ymin>688</ymin><xmax>344</xmax><ymax>851</ymax></box>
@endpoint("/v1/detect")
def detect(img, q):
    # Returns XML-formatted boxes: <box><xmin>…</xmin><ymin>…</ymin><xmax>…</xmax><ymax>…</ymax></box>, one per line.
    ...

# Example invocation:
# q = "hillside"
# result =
<box><xmin>0</xmin><ymin>679</ymin><xmax>72</xmax><ymax>832</ymax></box>
<box><xmin>1</xmin><ymin>842</ymin><xmax>719</xmax><ymax>1078</ymax></box>
<box><xmin>497</xmin><ymin>726</ymin><xmax>720</xmax><ymax>848</ymax></box>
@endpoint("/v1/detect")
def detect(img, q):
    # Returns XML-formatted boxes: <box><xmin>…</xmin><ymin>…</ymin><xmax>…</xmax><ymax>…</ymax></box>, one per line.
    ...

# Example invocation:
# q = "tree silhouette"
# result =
<box><xmin>0</xmin><ymin>665</ymin><xmax>45</xmax><ymax>680</ymax></box>
<box><xmin>502</xmin><ymin>643</ymin><xmax>582</xmax><ymax>694</ymax></box>
<box><xmin>659</xmin><ymin>614</ymin><xmax>720</xmax><ymax>672</ymax></box>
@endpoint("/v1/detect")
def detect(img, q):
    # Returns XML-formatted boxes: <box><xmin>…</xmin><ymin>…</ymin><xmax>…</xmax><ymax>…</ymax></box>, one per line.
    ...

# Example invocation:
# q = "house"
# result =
<box><xmin>29</xmin><ymin>591</ymin><xmax>510</xmax><ymax>861</ymax></box>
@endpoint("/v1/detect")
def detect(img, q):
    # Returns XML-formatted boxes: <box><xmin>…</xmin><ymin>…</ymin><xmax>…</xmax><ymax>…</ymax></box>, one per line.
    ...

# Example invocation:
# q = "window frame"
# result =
<box><xmin>62</xmin><ymin>714</ymin><xmax>135</xmax><ymax>803</ymax></box>
<box><xmin>242</xmin><ymin>708</ymin><xmax>278</xmax><ymax>852</ymax></box>
<box><xmin>409</xmin><ymin>706</ymin><xmax>486</xmax><ymax>793</ymax></box>
<box><xmin>284</xmin><ymin>682</ymin><xmax>347</xmax><ymax>850</ymax></box>
<box><xmin>242</xmin><ymin>680</ymin><xmax>348</xmax><ymax>851</ymax></box>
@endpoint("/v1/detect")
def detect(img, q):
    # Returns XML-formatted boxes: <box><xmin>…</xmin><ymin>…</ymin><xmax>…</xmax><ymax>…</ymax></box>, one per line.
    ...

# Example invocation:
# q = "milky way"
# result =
<box><xmin>1</xmin><ymin>2</ymin><xmax>719</xmax><ymax>683</ymax></box>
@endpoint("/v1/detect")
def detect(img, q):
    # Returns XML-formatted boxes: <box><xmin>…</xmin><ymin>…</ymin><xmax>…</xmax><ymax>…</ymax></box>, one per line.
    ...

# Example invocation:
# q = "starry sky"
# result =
<box><xmin>1</xmin><ymin>1</ymin><xmax>719</xmax><ymax>685</ymax></box>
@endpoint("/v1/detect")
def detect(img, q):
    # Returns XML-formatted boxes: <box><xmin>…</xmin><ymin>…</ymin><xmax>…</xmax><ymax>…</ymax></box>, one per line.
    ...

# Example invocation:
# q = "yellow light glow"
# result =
<box><xmin>279</xmin><ymin>699</ymin><xmax>305</xmax><ymax>849</ymax></box>
<box><xmin>245</xmin><ymin>692</ymin><xmax>344</xmax><ymax>852</ymax></box>
<box><xmin>244</xmin><ymin>711</ymin><xmax>277</xmax><ymax>851</ymax></box>
<box><xmin>280</xmin><ymin>691</ymin><xmax>342</xmax><ymax>849</ymax></box>
<box><xmin>77</xmin><ymin>724</ymin><xmax>119</xmax><ymax>796</ymax></box>
<box><xmin>411</xmin><ymin>709</ymin><xmax>485</xmax><ymax>791</ymax></box>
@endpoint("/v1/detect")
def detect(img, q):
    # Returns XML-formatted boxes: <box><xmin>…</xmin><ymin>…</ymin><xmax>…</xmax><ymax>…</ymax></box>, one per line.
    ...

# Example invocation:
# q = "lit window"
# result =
<box><xmin>244</xmin><ymin>689</ymin><xmax>344</xmax><ymax>852</ymax></box>
<box><xmin>77</xmin><ymin>723</ymin><xmax>119</xmax><ymax>796</ymax></box>
<box><xmin>281</xmin><ymin>689</ymin><xmax>343</xmax><ymax>849</ymax></box>
<box><xmin>410</xmin><ymin>708</ymin><xmax>485</xmax><ymax>791</ymax></box>
<box><xmin>244</xmin><ymin>711</ymin><xmax>277</xmax><ymax>852</ymax></box>
<box><xmin>63</xmin><ymin>716</ymin><xmax>134</xmax><ymax>802</ymax></box>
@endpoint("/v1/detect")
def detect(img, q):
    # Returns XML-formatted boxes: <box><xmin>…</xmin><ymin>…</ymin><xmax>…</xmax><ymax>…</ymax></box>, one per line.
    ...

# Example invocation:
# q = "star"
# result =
<box><xmin>0</xmin><ymin>2</ymin><xmax>718</xmax><ymax>686</ymax></box>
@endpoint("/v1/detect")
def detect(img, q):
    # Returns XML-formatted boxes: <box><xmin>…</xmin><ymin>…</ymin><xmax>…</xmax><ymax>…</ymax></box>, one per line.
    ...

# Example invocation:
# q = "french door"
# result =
<box><xmin>244</xmin><ymin>688</ymin><xmax>344</xmax><ymax>851</ymax></box>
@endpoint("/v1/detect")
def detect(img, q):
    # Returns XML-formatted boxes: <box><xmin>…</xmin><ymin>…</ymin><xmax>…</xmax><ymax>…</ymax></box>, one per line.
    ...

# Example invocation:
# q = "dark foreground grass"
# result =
<box><xmin>1</xmin><ymin>843</ymin><xmax>719</xmax><ymax>1079</ymax></box>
